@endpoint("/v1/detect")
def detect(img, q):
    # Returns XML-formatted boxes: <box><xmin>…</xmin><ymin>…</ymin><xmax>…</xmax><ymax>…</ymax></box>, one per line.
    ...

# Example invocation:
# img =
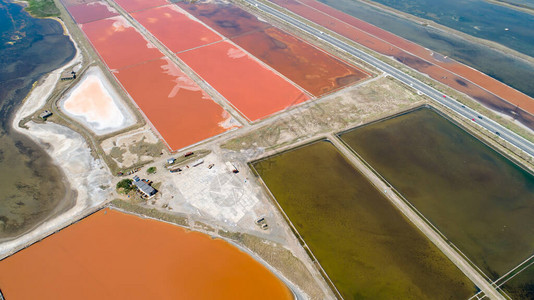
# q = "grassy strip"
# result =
<box><xmin>110</xmin><ymin>199</ymin><xmax>188</xmax><ymax>227</ymax></box>
<box><xmin>166</xmin><ymin>149</ymin><xmax>211</xmax><ymax>167</ymax></box>
<box><xmin>24</xmin><ymin>0</ymin><xmax>60</xmax><ymax>18</ymax></box>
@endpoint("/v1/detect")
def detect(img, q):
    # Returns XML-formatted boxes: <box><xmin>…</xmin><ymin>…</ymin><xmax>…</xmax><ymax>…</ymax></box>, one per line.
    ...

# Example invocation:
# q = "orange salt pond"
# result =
<box><xmin>0</xmin><ymin>209</ymin><xmax>294</xmax><ymax>300</ymax></box>
<box><xmin>80</xmin><ymin>16</ymin><xmax>163</xmax><ymax>70</ymax></box>
<box><xmin>178</xmin><ymin>41</ymin><xmax>309</xmax><ymax>121</ymax></box>
<box><xmin>114</xmin><ymin>57</ymin><xmax>238</xmax><ymax>151</ymax></box>
<box><xmin>131</xmin><ymin>5</ymin><xmax>222</xmax><ymax>53</ymax></box>
<box><xmin>60</xmin><ymin>67</ymin><xmax>136</xmax><ymax>135</ymax></box>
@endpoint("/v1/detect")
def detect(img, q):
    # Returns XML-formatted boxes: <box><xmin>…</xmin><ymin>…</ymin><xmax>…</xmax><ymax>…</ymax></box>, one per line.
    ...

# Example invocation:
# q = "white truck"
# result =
<box><xmin>192</xmin><ymin>159</ymin><xmax>204</xmax><ymax>167</ymax></box>
<box><xmin>225</xmin><ymin>161</ymin><xmax>239</xmax><ymax>173</ymax></box>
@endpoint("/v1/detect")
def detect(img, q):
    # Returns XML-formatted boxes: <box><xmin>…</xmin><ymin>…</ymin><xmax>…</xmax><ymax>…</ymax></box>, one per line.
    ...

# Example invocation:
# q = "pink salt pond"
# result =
<box><xmin>66</xmin><ymin>1</ymin><xmax>118</xmax><ymax>24</ymax></box>
<box><xmin>60</xmin><ymin>67</ymin><xmax>136</xmax><ymax>135</ymax></box>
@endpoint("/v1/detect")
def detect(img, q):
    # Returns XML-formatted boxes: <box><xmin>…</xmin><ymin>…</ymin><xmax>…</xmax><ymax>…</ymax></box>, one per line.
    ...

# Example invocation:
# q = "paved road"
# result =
<box><xmin>327</xmin><ymin>134</ymin><xmax>505</xmax><ymax>300</ymax></box>
<box><xmin>245</xmin><ymin>0</ymin><xmax>534</xmax><ymax>158</ymax></box>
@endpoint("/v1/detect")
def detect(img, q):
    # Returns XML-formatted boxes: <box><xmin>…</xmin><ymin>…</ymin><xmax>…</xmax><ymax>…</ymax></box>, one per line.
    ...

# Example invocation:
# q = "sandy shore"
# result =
<box><xmin>0</xmin><ymin>20</ymin><xmax>113</xmax><ymax>259</ymax></box>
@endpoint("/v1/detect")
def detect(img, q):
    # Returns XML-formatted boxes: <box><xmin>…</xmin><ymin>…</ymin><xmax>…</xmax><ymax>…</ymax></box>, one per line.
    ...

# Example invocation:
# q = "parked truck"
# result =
<box><xmin>192</xmin><ymin>159</ymin><xmax>204</xmax><ymax>167</ymax></box>
<box><xmin>225</xmin><ymin>162</ymin><xmax>239</xmax><ymax>173</ymax></box>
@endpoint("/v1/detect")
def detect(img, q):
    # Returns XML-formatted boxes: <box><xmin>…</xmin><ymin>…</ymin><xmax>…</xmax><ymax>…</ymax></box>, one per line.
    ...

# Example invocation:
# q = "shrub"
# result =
<box><xmin>116</xmin><ymin>179</ymin><xmax>133</xmax><ymax>194</ymax></box>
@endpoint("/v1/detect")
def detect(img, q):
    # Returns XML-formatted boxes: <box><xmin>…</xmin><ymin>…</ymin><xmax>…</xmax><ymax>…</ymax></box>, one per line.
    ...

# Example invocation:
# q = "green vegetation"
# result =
<box><xmin>109</xmin><ymin>147</ymin><xmax>126</xmax><ymax>163</ymax></box>
<box><xmin>172</xmin><ymin>149</ymin><xmax>211</xmax><ymax>166</ymax></box>
<box><xmin>128</xmin><ymin>137</ymin><xmax>165</xmax><ymax>158</ymax></box>
<box><xmin>253</xmin><ymin>140</ymin><xmax>476</xmax><ymax>299</ymax></box>
<box><xmin>115</xmin><ymin>179</ymin><xmax>133</xmax><ymax>194</ymax></box>
<box><xmin>24</xmin><ymin>0</ymin><xmax>60</xmax><ymax>18</ymax></box>
<box><xmin>146</xmin><ymin>166</ymin><xmax>157</xmax><ymax>174</ymax></box>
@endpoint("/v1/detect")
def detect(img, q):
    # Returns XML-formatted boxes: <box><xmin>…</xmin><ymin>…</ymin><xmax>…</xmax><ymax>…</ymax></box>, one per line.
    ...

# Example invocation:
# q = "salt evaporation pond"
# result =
<box><xmin>0</xmin><ymin>209</ymin><xmax>294</xmax><ymax>300</ymax></box>
<box><xmin>339</xmin><ymin>107</ymin><xmax>534</xmax><ymax>280</ymax></box>
<box><xmin>60</xmin><ymin>67</ymin><xmax>136</xmax><ymax>135</ymax></box>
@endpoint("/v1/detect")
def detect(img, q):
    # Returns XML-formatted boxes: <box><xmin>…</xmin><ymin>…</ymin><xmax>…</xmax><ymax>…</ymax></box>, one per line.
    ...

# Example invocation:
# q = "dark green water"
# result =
<box><xmin>317</xmin><ymin>0</ymin><xmax>534</xmax><ymax>98</ymax></box>
<box><xmin>503</xmin><ymin>262</ymin><xmax>534</xmax><ymax>299</ymax></box>
<box><xmin>253</xmin><ymin>140</ymin><xmax>476</xmax><ymax>299</ymax></box>
<box><xmin>0</xmin><ymin>0</ymin><xmax>75</xmax><ymax>239</ymax></box>
<box><xmin>340</xmin><ymin>107</ymin><xmax>534</xmax><ymax>280</ymax></box>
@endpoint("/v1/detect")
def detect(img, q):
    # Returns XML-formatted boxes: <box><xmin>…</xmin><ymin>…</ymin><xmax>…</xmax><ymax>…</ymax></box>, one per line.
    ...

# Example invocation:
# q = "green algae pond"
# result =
<box><xmin>252</xmin><ymin>140</ymin><xmax>475</xmax><ymax>299</ymax></box>
<box><xmin>502</xmin><ymin>262</ymin><xmax>534</xmax><ymax>299</ymax></box>
<box><xmin>339</xmin><ymin>107</ymin><xmax>534</xmax><ymax>281</ymax></box>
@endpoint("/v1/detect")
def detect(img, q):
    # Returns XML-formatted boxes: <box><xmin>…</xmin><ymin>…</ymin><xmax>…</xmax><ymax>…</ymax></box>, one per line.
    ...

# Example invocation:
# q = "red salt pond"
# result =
<box><xmin>60</xmin><ymin>0</ymin><xmax>97</xmax><ymax>8</ymax></box>
<box><xmin>177</xmin><ymin>1</ymin><xmax>271</xmax><ymax>38</ymax></box>
<box><xmin>66</xmin><ymin>1</ymin><xmax>118</xmax><ymax>24</ymax></box>
<box><xmin>0</xmin><ymin>209</ymin><xmax>293</xmax><ymax>300</ymax></box>
<box><xmin>177</xmin><ymin>1</ymin><xmax>367</xmax><ymax>96</ymax></box>
<box><xmin>80</xmin><ymin>16</ymin><xmax>163</xmax><ymax>70</ymax></box>
<box><xmin>270</xmin><ymin>0</ymin><xmax>534</xmax><ymax>116</ymax></box>
<box><xmin>178</xmin><ymin>41</ymin><xmax>309</xmax><ymax>121</ymax></box>
<box><xmin>131</xmin><ymin>5</ymin><xmax>222</xmax><ymax>53</ymax></box>
<box><xmin>233</xmin><ymin>27</ymin><xmax>369</xmax><ymax>96</ymax></box>
<box><xmin>114</xmin><ymin>57</ymin><xmax>238</xmax><ymax>151</ymax></box>
<box><xmin>114</xmin><ymin>0</ymin><xmax>168</xmax><ymax>13</ymax></box>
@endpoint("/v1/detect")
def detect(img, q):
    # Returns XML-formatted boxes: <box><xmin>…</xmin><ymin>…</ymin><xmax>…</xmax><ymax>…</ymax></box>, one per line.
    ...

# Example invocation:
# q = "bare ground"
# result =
<box><xmin>222</xmin><ymin>75</ymin><xmax>427</xmax><ymax>152</ymax></box>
